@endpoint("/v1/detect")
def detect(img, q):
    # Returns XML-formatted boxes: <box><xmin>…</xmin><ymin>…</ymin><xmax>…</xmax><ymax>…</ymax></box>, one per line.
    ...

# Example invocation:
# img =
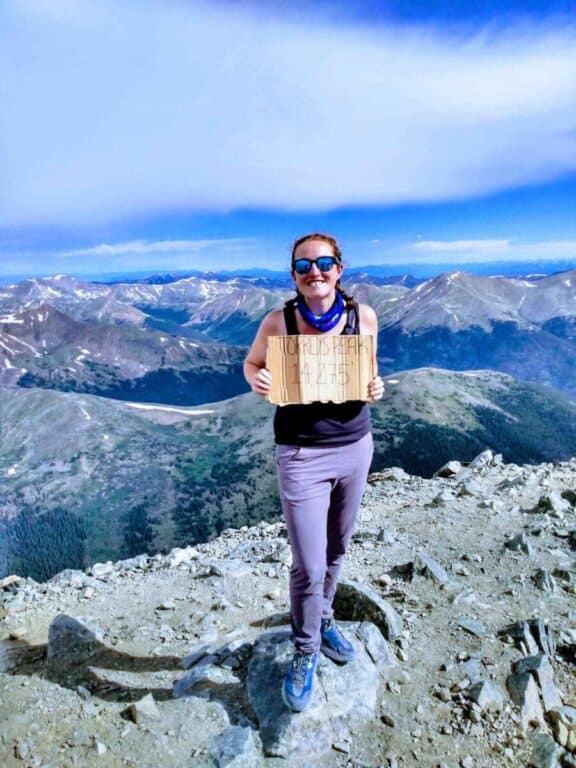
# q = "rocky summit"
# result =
<box><xmin>1</xmin><ymin>450</ymin><xmax>576</xmax><ymax>768</ymax></box>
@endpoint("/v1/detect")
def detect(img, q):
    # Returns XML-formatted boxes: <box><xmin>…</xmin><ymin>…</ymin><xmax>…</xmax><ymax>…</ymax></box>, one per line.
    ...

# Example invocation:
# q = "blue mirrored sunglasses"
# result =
<box><xmin>292</xmin><ymin>256</ymin><xmax>338</xmax><ymax>275</ymax></box>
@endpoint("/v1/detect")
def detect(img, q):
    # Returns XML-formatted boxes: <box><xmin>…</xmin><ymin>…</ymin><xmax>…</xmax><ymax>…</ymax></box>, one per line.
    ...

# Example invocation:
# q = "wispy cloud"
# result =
<box><xmin>404</xmin><ymin>238</ymin><xmax>576</xmax><ymax>263</ymax></box>
<box><xmin>59</xmin><ymin>238</ymin><xmax>256</xmax><ymax>259</ymax></box>
<box><xmin>2</xmin><ymin>0</ymin><xmax>576</xmax><ymax>227</ymax></box>
<box><xmin>411</xmin><ymin>240</ymin><xmax>512</xmax><ymax>253</ymax></box>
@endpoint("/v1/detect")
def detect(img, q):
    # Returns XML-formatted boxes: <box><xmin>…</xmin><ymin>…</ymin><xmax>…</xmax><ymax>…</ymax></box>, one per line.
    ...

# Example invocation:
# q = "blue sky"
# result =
<box><xmin>2</xmin><ymin>0</ymin><xmax>576</xmax><ymax>278</ymax></box>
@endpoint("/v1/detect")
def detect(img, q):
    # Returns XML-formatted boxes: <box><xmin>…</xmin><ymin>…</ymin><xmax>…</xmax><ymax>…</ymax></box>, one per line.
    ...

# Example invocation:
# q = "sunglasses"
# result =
<box><xmin>292</xmin><ymin>256</ymin><xmax>339</xmax><ymax>275</ymax></box>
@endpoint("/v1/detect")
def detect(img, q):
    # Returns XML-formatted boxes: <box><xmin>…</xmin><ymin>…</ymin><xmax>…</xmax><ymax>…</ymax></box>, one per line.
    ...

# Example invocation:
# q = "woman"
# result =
<box><xmin>243</xmin><ymin>233</ymin><xmax>384</xmax><ymax>713</ymax></box>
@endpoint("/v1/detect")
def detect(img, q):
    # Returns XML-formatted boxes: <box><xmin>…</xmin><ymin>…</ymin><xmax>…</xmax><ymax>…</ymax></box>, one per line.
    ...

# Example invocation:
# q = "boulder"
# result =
<box><xmin>46</xmin><ymin>614</ymin><xmax>104</xmax><ymax>670</ymax></box>
<box><xmin>514</xmin><ymin>654</ymin><xmax>562</xmax><ymax>712</ymax></box>
<box><xmin>529</xmin><ymin>732</ymin><xmax>564</xmax><ymax>768</ymax></box>
<box><xmin>506</xmin><ymin>672</ymin><xmax>546</xmax><ymax>732</ymax></box>
<box><xmin>246</xmin><ymin>623</ymin><xmax>394</xmax><ymax>758</ymax></box>
<box><xmin>332</xmin><ymin>579</ymin><xmax>403</xmax><ymax>641</ymax></box>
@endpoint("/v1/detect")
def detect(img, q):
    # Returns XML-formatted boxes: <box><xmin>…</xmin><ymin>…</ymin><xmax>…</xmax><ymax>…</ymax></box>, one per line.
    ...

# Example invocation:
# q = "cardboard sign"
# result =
<box><xmin>266</xmin><ymin>334</ymin><xmax>374</xmax><ymax>405</ymax></box>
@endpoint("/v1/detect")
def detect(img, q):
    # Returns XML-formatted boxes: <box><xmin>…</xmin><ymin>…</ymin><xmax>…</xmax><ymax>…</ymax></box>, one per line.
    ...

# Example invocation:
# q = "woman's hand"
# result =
<box><xmin>251</xmin><ymin>367</ymin><xmax>272</xmax><ymax>397</ymax></box>
<box><xmin>367</xmin><ymin>375</ymin><xmax>384</xmax><ymax>402</ymax></box>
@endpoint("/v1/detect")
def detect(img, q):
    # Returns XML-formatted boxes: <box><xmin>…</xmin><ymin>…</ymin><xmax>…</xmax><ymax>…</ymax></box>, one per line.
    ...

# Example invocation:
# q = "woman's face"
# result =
<box><xmin>291</xmin><ymin>239</ymin><xmax>343</xmax><ymax>303</ymax></box>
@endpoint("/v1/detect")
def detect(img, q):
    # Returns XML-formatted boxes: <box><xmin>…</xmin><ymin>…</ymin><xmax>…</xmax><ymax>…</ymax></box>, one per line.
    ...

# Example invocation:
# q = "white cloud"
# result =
<box><xmin>401</xmin><ymin>238</ymin><xmax>576</xmax><ymax>263</ymax></box>
<box><xmin>411</xmin><ymin>240</ymin><xmax>512</xmax><ymax>253</ymax></box>
<box><xmin>59</xmin><ymin>238</ymin><xmax>256</xmax><ymax>258</ymax></box>
<box><xmin>1</xmin><ymin>0</ymin><xmax>576</xmax><ymax>226</ymax></box>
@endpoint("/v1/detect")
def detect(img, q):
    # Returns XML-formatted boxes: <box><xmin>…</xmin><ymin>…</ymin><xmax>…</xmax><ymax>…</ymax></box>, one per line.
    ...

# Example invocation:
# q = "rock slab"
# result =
<box><xmin>332</xmin><ymin>579</ymin><xmax>403</xmax><ymax>641</ymax></box>
<box><xmin>246</xmin><ymin>623</ymin><xmax>393</xmax><ymax>759</ymax></box>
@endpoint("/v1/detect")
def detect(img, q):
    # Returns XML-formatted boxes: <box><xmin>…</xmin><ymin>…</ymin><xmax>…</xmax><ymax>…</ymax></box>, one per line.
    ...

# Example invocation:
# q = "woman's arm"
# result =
<box><xmin>243</xmin><ymin>310</ymin><xmax>282</xmax><ymax>397</ymax></box>
<box><xmin>359</xmin><ymin>304</ymin><xmax>384</xmax><ymax>402</ymax></box>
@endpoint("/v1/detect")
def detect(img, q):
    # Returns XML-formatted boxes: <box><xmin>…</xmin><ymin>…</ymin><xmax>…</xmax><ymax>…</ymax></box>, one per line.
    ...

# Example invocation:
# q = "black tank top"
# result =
<box><xmin>273</xmin><ymin>298</ymin><xmax>371</xmax><ymax>446</ymax></box>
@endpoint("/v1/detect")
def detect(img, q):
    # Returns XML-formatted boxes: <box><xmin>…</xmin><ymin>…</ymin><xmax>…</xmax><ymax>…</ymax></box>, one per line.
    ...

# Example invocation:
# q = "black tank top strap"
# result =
<box><xmin>283</xmin><ymin>296</ymin><xmax>359</xmax><ymax>335</ymax></box>
<box><xmin>342</xmin><ymin>300</ymin><xmax>360</xmax><ymax>335</ymax></box>
<box><xmin>283</xmin><ymin>299</ymin><xmax>299</xmax><ymax>334</ymax></box>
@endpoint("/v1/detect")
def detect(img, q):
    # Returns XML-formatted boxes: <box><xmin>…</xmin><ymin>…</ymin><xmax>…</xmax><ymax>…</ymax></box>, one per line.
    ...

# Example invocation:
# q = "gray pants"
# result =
<box><xmin>275</xmin><ymin>432</ymin><xmax>374</xmax><ymax>653</ymax></box>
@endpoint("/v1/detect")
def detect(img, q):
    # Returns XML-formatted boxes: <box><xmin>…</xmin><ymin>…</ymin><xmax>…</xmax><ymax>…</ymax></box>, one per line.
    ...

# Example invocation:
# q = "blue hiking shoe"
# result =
<box><xmin>282</xmin><ymin>651</ymin><xmax>319</xmax><ymax>712</ymax></box>
<box><xmin>320</xmin><ymin>618</ymin><xmax>356</xmax><ymax>663</ymax></box>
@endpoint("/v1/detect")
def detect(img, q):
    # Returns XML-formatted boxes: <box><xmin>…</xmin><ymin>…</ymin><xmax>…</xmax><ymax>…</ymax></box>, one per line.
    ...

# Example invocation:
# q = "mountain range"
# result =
<box><xmin>2</xmin><ymin>269</ymin><xmax>576</xmax><ymax>400</ymax></box>
<box><xmin>2</xmin><ymin>266</ymin><xmax>576</xmax><ymax>579</ymax></box>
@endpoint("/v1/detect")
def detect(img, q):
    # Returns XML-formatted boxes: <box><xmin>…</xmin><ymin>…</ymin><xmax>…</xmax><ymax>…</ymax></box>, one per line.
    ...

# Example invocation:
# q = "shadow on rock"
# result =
<box><xmin>2</xmin><ymin>613</ymin><xmax>256</xmax><ymax>726</ymax></box>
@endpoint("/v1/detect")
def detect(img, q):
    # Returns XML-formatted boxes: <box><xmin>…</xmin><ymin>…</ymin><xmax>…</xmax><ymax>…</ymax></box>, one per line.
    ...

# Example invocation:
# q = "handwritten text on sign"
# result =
<box><xmin>266</xmin><ymin>334</ymin><xmax>374</xmax><ymax>405</ymax></box>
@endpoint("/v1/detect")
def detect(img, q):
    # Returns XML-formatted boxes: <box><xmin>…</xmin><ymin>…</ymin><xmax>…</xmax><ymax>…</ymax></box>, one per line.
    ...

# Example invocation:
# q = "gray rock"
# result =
<box><xmin>546</xmin><ymin>491</ymin><xmax>572</xmax><ymax>517</ymax></box>
<box><xmin>246</xmin><ymin>624</ymin><xmax>393</xmax><ymax>758</ymax></box>
<box><xmin>529</xmin><ymin>618</ymin><xmax>557</xmax><ymax>657</ymax></box>
<box><xmin>166</xmin><ymin>547</ymin><xmax>198</xmax><ymax>567</ymax></box>
<box><xmin>459</xmin><ymin>657</ymin><xmax>482</xmax><ymax>681</ymax></box>
<box><xmin>116</xmin><ymin>554</ymin><xmax>149</xmax><ymax>571</ymax></box>
<box><xmin>90</xmin><ymin>561</ymin><xmax>114</xmax><ymax>579</ymax></box>
<box><xmin>332</xmin><ymin>579</ymin><xmax>403</xmax><ymax>642</ymax></box>
<box><xmin>47</xmin><ymin>614</ymin><xmax>104</xmax><ymax>669</ymax></box>
<box><xmin>456</xmin><ymin>480</ymin><xmax>482</xmax><ymax>497</ymax></box>
<box><xmin>95</xmin><ymin>740</ymin><xmax>107</xmax><ymax>756</ymax></box>
<box><xmin>504</xmin><ymin>532</ymin><xmax>535</xmax><ymax>557</ymax></box>
<box><xmin>514</xmin><ymin>655</ymin><xmax>562</xmax><ymax>712</ymax></box>
<box><xmin>210</xmin><ymin>726</ymin><xmax>261</xmax><ymax>768</ymax></box>
<box><xmin>531</xmin><ymin>492</ymin><xmax>571</xmax><ymax>517</ymax></box>
<box><xmin>550</xmin><ymin>708</ymin><xmax>576</xmax><ymax>755</ymax></box>
<box><xmin>529</xmin><ymin>732</ymin><xmax>564</xmax><ymax>768</ymax></box>
<box><xmin>469</xmin><ymin>449</ymin><xmax>494</xmax><ymax>469</ymax></box>
<box><xmin>549</xmin><ymin>706</ymin><xmax>576</xmax><ymax>729</ymax></box>
<box><xmin>173</xmin><ymin>658</ymin><xmax>240</xmax><ymax>698</ymax></box>
<box><xmin>430</xmin><ymin>490</ymin><xmax>453</xmax><ymax>507</ymax></box>
<box><xmin>499</xmin><ymin>620</ymin><xmax>540</xmax><ymax>655</ymax></box>
<box><xmin>181</xmin><ymin>644</ymin><xmax>213</xmax><ymax>669</ymax></box>
<box><xmin>124</xmin><ymin>694</ymin><xmax>161</xmax><ymax>725</ymax></box>
<box><xmin>355</xmin><ymin>620</ymin><xmax>398</xmax><ymax>669</ymax></box>
<box><xmin>533</xmin><ymin>569</ymin><xmax>557</xmax><ymax>593</ymax></box>
<box><xmin>466</xmin><ymin>679</ymin><xmax>503</xmax><ymax>712</ymax></box>
<box><xmin>49</xmin><ymin>569</ymin><xmax>87</xmax><ymax>589</ymax></box>
<box><xmin>507</xmin><ymin>671</ymin><xmax>533</xmax><ymax>705</ymax></box>
<box><xmin>506</xmin><ymin>672</ymin><xmax>545</xmax><ymax>732</ymax></box>
<box><xmin>368</xmin><ymin>467</ymin><xmax>410</xmax><ymax>483</ymax></box>
<box><xmin>498</xmin><ymin>474</ymin><xmax>528</xmax><ymax>491</ymax></box>
<box><xmin>332</xmin><ymin>740</ymin><xmax>351</xmax><ymax>754</ymax></box>
<box><xmin>458</xmin><ymin>618</ymin><xmax>488</xmax><ymax>638</ymax></box>
<box><xmin>210</xmin><ymin>559</ymin><xmax>252</xmax><ymax>579</ymax></box>
<box><xmin>230</xmin><ymin>538</ymin><xmax>290</xmax><ymax>565</ymax></box>
<box><xmin>414</xmin><ymin>551</ymin><xmax>450</xmax><ymax>584</ymax></box>
<box><xmin>478</xmin><ymin>498</ymin><xmax>503</xmax><ymax>512</ymax></box>
<box><xmin>562</xmin><ymin>489</ymin><xmax>576</xmax><ymax>506</ymax></box>
<box><xmin>434</xmin><ymin>460</ymin><xmax>463</xmax><ymax>478</ymax></box>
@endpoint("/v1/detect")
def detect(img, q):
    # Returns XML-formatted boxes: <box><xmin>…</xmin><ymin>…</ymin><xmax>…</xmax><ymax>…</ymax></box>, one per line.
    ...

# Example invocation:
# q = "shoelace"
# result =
<box><xmin>292</xmin><ymin>653</ymin><xmax>313</xmax><ymax>684</ymax></box>
<box><xmin>322</xmin><ymin>618</ymin><xmax>335</xmax><ymax>631</ymax></box>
